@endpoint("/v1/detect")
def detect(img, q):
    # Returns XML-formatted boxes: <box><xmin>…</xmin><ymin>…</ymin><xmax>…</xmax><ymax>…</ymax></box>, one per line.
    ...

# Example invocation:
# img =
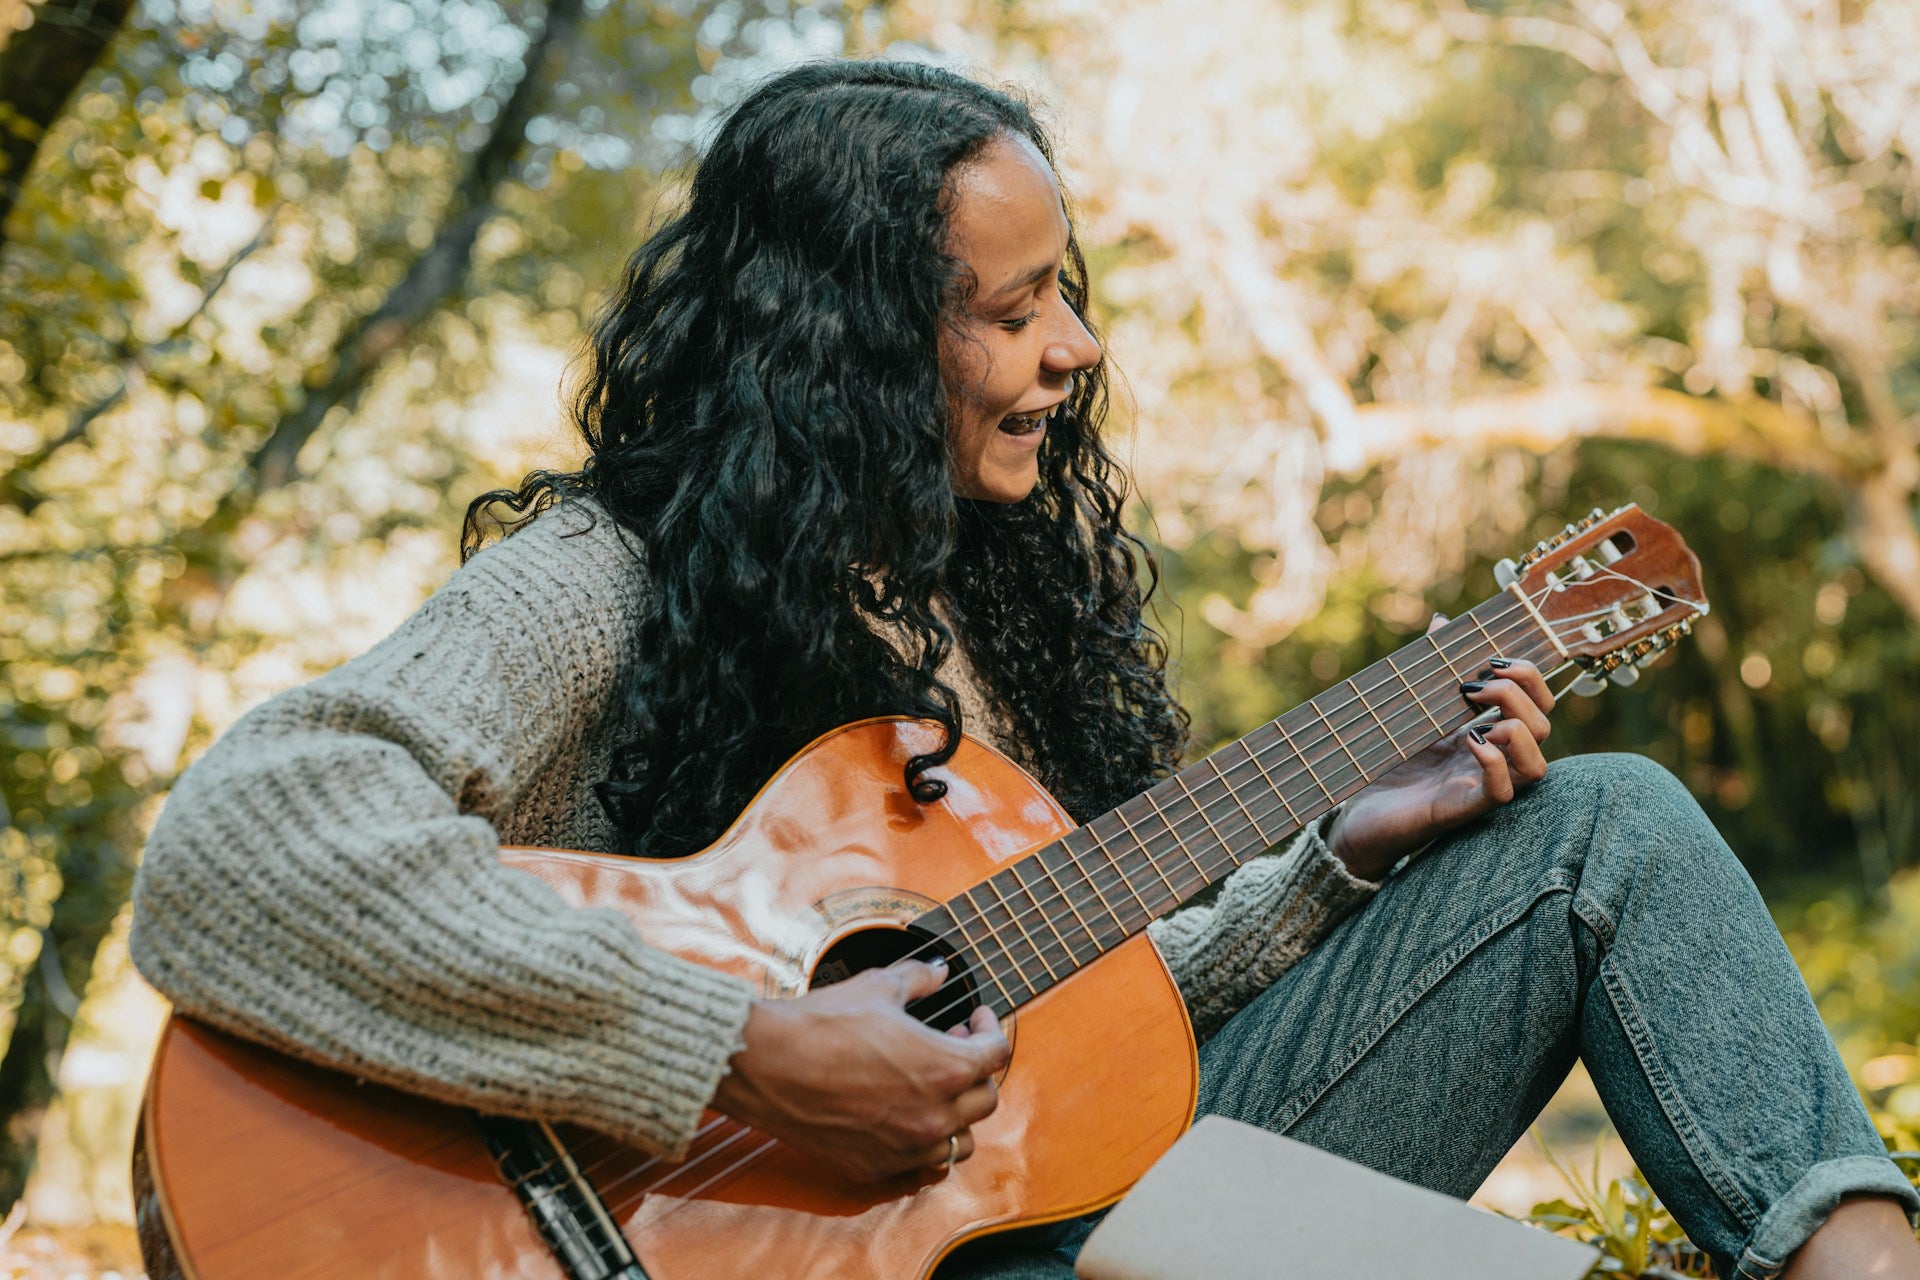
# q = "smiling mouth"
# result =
<box><xmin>998</xmin><ymin>403</ymin><xmax>1063</xmax><ymax>435</ymax></box>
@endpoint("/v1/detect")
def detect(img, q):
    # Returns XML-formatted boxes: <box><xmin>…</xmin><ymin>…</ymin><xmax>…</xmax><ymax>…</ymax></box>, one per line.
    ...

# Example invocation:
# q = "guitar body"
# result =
<box><xmin>137</xmin><ymin>719</ymin><xmax>1200</xmax><ymax>1280</ymax></box>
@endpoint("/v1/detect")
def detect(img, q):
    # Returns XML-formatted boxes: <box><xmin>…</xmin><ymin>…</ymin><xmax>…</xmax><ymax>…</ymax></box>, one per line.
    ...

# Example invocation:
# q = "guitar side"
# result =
<box><xmin>136</xmin><ymin>719</ymin><xmax>1200</xmax><ymax>1280</ymax></box>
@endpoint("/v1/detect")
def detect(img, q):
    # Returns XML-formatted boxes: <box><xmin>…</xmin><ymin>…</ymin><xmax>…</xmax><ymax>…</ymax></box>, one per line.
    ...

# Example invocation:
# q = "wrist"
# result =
<box><xmin>713</xmin><ymin>1000</ymin><xmax>772</xmax><ymax>1115</ymax></box>
<box><xmin>1323</xmin><ymin>806</ymin><xmax>1396</xmax><ymax>883</ymax></box>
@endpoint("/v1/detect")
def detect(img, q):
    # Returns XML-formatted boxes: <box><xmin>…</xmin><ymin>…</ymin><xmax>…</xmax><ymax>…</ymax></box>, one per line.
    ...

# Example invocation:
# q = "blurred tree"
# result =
<box><xmin>0</xmin><ymin>0</ymin><xmax>138</xmax><ymax>246</ymax></box>
<box><xmin>888</xmin><ymin>0</ymin><xmax>1920</xmax><ymax>885</ymax></box>
<box><xmin>0</xmin><ymin>0</ymin><xmax>855</xmax><ymax>1216</ymax></box>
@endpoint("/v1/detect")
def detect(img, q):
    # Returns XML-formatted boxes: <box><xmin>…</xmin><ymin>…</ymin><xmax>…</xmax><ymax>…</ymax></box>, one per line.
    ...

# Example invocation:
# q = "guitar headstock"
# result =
<box><xmin>1498</xmin><ymin>504</ymin><xmax>1709</xmax><ymax>690</ymax></box>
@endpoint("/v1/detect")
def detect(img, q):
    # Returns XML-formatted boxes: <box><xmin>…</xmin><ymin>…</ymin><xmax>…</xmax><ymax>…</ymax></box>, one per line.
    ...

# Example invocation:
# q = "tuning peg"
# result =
<box><xmin>1571</xmin><ymin>672</ymin><xmax>1609</xmax><ymax>696</ymax></box>
<box><xmin>1493</xmin><ymin>557</ymin><xmax>1520</xmax><ymax>588</ymax></box>
<box><xmin>1609</xmin><ymin>664</ymin><xmax>1641</xmax><ymax>688</ymax></box>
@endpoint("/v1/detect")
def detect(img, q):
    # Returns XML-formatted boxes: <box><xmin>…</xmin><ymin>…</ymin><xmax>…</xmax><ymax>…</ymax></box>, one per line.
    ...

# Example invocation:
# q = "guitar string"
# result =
<box><xmin>897</xmin><ymin>556</ymin><xmax>1699</xmax><ymax>1027</ymax></box>
<box><xmin>570</xmin><ymin>599</ymin><xmax>1575</xmax><ymax>1206</ymax></box>
<box><xmin>590</xmin><ymin>659</ymin><xmax>1593</xmax><ymax>1220</ymax></box>
<box><xmin>570</xmin><ymin>564</ymin><xmax>1694</xmax><ymax>1207</ymax></box>
<box><xmin>555</xmin><ymin>597</ymin><xmax>1541</xmax><ymax>1196</ymax></box>
<box><xmin>559</xmin><ymin>579</ymin><xmax>1640</xmax><ymax>1199</ymax></box>
<box><xmin>894</xmin><ymin>565</ymin><xmax>1696</xmax><ymax>1033</ymax></box>
<box><xmin>616</xmin><ymin>661</ymin><xmax>1615</xmax><ymax>1229</ymax></box>
<box><xmin>896</xmin><ymin>561</ymin><xmax>1696</xmax><ymax>1020</ymax></box>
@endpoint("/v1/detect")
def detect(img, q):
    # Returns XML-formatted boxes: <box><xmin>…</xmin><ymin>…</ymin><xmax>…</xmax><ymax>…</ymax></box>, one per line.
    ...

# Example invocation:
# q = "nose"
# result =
<box><xmin>1043</xmin><ymin>303</ymin><xmax>1102</xmax><ymax>379</ymax></box>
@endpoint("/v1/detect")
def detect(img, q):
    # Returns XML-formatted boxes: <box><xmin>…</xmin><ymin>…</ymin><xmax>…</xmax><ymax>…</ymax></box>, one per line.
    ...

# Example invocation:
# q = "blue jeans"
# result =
<box><xmin>937</xmin><ymin>754</ymin><xmax>1919</xmax><ymax>1280</ymax></box>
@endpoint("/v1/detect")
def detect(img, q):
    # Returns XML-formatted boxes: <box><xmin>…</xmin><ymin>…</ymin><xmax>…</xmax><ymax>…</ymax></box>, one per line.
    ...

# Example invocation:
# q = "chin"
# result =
<box><xmin>959</xmin><ymin>469</ymin><xmax>1041</xmax><ymax>504</ymax></box>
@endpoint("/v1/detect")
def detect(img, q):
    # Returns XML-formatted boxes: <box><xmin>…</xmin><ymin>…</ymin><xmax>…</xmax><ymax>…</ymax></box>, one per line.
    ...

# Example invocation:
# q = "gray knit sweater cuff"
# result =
<box><xmin>1148</xmin><ymin>812</ymin><xmax>1380</xmax><ymax>1039</ymax></box>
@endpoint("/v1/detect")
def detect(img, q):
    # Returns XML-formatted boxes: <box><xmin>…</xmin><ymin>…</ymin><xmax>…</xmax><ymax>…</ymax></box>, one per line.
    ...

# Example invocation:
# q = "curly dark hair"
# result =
<box><xmin>464</xmin><ymin>60</ymin><xmax>1188</xmax><ymax>858</ymax></box>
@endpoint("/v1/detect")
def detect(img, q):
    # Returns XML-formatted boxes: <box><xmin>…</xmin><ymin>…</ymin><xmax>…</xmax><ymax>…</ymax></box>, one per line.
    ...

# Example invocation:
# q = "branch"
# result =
<box><xmin>247</xmin><ymin>0</ymin><xmax>586</xmax><ymax>492</ymax></box>
<box><xmin>0</xmin><ymin>0</ymin><xmax>138</xmax><ymax>250</ymax></box>
<box><xmin>1332</xmin><ymin>382</ymin><xmax>1864</xmax><ymax>481</ymax></box>
<box><xmin>0</xmin><ymin>211</ymin><xmax>278</xmax><ymax>510</ymax></box>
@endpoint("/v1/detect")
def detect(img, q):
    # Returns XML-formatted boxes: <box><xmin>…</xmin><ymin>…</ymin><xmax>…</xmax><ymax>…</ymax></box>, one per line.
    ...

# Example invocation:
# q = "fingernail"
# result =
<box><xmin>1460</xmin><ymin>680</ymin><xmax>1487</xmax><ymax>694</ymax></box>
<box><xmin>1476</xmin><ymin>667</ymin><xmax>1493</xmax><ymax>680</ymax></box>
<box><xmin>1469</xmin><ymin>727</ymin><xmax>1488</xmax><ymax>744</ymax></box>
<box><xmin>1489</xmin><ymin>658</ymin><xmax>1513</xmax><ymax>669</ymax></box>
<box><xmin>928</xmin><ymin>956</ymin><xmax>948</xmax><ymax>974</ymax></box>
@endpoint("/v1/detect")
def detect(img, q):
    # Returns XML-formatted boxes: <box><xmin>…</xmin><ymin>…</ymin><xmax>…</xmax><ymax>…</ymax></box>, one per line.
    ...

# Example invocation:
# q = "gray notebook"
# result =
<box><xmin>1075</xmin><ymin>1116</ymin><xmax>1599</xmax><ymax>1280</ymax></box>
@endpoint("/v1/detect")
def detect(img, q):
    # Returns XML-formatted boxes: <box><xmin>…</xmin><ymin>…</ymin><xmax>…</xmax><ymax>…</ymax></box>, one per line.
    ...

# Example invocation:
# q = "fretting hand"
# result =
<box><xmin>1326</xmin><ymin>615</ymin><xmax>1556</xmax><ymax>883</ymax></box>
<box><xmin>711</xmin><ymin>958</ymin><xmax>1009</xmax><ymax>1182</ymax></box>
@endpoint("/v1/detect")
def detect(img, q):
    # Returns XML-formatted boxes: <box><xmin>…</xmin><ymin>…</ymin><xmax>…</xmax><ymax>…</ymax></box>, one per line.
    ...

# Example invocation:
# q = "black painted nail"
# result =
<box><xmin>1489</xmin><ymin>658</ymin><xmax>1513</xmax><ymax>669</ymax></box>
<box><xmin>1476</xmin><ymin>667</ymin><xmax>1494</xmax><ymax>680</ymax></box>
<box><xmin>1460</xmin><ymin>680</ymin><xmax>1487</xmax><ymax>694</ymax></box>
<box><xmin>1469</xmin><ymin>727</ymin><xmax>1488</xmax><ymax>745</ymax></box>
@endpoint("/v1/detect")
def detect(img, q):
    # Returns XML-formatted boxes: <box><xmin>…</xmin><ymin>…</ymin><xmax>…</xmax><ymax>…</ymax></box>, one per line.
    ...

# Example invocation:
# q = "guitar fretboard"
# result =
<box><xmin>914</xmin><ymin>589</ymin><xmax>1559</xmax><ymax>1018</ymax></box>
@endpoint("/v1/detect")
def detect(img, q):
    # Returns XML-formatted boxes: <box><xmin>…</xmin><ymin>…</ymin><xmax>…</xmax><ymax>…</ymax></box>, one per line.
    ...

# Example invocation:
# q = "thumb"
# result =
<box><xmin>886</xmin><ymin>956</ymin><xmax>949</xmax><ymax>1004</ymax></box>
<box><xmin>1426</xmin><ymin>612</ymin><xmax>1449</xmax><ymax>636</ymax></box>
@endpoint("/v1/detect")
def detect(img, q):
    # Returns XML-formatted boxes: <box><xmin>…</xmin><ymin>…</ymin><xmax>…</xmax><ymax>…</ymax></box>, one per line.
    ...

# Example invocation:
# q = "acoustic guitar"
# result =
<box><xmin>133</xmin><ymin>504</ymin><xmax>1707</xmax><ymax>1280</ymax></box>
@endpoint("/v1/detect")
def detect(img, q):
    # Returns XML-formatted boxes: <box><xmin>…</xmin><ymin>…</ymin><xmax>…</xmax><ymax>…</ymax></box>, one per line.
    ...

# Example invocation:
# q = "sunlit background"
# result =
<box><xmin>3</xmin><ymin>0</ymin><xmax>1918</xmax><ymax>1273</ymax></box>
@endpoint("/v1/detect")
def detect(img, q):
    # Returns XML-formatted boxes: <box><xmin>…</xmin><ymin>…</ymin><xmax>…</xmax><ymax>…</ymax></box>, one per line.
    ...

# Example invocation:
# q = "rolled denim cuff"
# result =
<box><xmin>1731</xmin><ymin>1154</ymin><xmax>1920</xmax><ymax>1279</ymax></box>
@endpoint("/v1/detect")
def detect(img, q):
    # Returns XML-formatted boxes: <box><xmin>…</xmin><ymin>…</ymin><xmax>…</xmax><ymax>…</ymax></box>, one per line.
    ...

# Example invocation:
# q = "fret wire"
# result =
<box><xmin>1465</xmin><ymin>611</ymin><xmax>1504</xmax><ymax>660</ymax></box>
<box><xmin>1426</xmin><ymin>630</ymin><xmax>1469</xmax><ymax>681</ymax></box>
<box><xmin>1383</xmin><ymin>649</ymin><xmax>1447</xmax><ymax>736</ymax></box>
<box><xmin>1273</xmin><ymin>719</ymin><xmax>1338</xmax><ymax>806</ymax></box>
<box><xmin>942</xmin><ymin>907</ymin><xmax>1020</xmax><ymax>1011</ymax></box>
<box><xmin>1207</xmin><ymin>752</ymin><xmax>1274</xmax><ymax>844</ymax></box>
<box><xmin>1006</xmin><ymin>860</ymin><xmax>1079</xmax><ymax>969</ymax></box>
<box><xmin>983</xmin><ymin>873</ymin><xmax>1061</xmax><ymax>982</ymax></box>
<box><xmin>1238</xmin><ymin>736</ymin><xmax>1305</xmax><ymax>826</ymax></box>
<box><xmin>1350</xmin><ymin>678</ymin><xmax>1407</xmax><ymax>761</ymax></box>
<box><xmin>930</xmin><ymin>596</ymin><xmax>1546</xmax><ymax>1016</ymax></box>
<box><xmin>1030</xmin><ymin>850</ymin><xmax>1100</xmax><ymax>950</ymax></box>
<box><xmin>1169</xmin><ymin>772</ymin><xmax>1245</xmax><ymax>869</ymax></box>
<box><xmin>1083</xmin><ymin>825</ymin><xmax>1156</xmax><ymax>916</ymax></box>
<box><xmin>1140</xmin><ymin>787</ymin><xmax>1213</xmax><ymax>881</ymax></box>
<box><xmin>1106</xmin><ymin>804</ymin><xmax>1184</xmax><ymax>901</ymax></box>
<box><xmin>1051</xmin><ymin>835</ymin><xmax>1129</xmax><ymax>934</ymax></box>
<box><xmin>1313</xmin><ymin>702</ymin><xmax>1374</xmax><ymax>781</ymax></box>
<box><xmin>958</xmin><ymin>886</ymin><xmax>1042</xmax><ymax>995</ymax></box>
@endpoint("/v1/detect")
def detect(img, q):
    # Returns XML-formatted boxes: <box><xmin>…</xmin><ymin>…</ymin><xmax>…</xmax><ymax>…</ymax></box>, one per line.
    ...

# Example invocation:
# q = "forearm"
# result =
<box><xmin>131</xmin><ymin>710</ymin><xmax>754</xmax><ymax>1157</ymax></box>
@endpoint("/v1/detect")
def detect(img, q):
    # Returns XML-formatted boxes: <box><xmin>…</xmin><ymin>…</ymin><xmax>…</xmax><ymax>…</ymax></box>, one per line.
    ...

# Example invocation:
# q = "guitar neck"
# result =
<box><xmin>917</xmin><ymin>589</ymin><xmax>1562</xmax><ymax>1018</ymax></box>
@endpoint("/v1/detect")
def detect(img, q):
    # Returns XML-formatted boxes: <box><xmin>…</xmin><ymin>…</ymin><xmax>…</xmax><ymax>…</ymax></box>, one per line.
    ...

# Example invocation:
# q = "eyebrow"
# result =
<box><xmin>987</xmin><ymin>260</ymin><xmax>1059</xmax><ymax>302</ymax></box>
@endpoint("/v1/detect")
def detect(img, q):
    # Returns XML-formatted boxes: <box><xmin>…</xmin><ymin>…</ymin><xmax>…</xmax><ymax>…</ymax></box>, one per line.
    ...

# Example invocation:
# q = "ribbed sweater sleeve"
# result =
<box><xmin>128</xmin><ymin>502</ymin><xmax>754</xmax><ymax>1159</ymax></box>
<box><xmin>1148</xmin><ymin>814</ymin><xmax>1379</xmax><ymax>1039</ymax></box>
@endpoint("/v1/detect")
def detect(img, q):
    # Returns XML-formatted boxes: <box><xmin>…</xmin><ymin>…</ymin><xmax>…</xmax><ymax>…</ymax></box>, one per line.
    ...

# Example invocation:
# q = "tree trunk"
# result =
<box><xmin>0</xmin><ymin>826</ymin><xmax>136</xmax><ymax>1216</ymax></box>
<box><xmin>0</xmin><ymin>0</ymin><xmax>138</xmax><ymax>249</ymax></box>
<box><xmin>248</xmin><ymin>0</ymin><xmax>586</xmax><ymax>492</ymax></box>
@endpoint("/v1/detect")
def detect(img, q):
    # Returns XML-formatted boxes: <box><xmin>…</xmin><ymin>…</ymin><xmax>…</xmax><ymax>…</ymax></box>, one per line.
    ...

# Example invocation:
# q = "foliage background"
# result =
<box><xmin>1</xmin><ymin>0</ymin><xmax>1916</xmax><ymax>1270</ymax></box>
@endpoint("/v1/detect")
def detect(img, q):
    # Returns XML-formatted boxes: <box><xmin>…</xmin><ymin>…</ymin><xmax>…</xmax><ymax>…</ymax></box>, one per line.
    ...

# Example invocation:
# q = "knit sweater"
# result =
<box><xmin>128</xmin><ymin>498</ymin><xmax>1379</xmax><ymax>1160</ymax></box>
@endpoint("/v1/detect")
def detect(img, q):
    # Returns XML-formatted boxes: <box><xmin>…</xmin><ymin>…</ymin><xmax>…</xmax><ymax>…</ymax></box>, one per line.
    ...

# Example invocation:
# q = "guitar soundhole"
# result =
<box><xmin>809</xmin><ymin>925</ymin><xmax>980</xmax><ymax>1032</ymax></box>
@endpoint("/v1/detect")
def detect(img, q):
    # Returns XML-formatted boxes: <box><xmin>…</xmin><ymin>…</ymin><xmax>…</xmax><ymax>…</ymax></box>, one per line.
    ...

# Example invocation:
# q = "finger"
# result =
<box><xmin>957</xmin><ymin>1017</ymin><xmax>1012</xmax><ymax>1078</ymax></box>
<box><xmin>887</xmin><ymin>956</ymin><xmax>950</xmax><ymax>1004</ymax></box>
<box><xmin>1473</xmin><ymin>657</ymin><xmax>1554</xmax><ymax>713</ymax></box>
<box><xmin>1462</xmin><ymin>678</ymin><xmax>1551</xmax><ymax>742</ymax></box>
<box><xmin>918</xmin><ymin>1128</ymin><xmax>976</xmax><ymax>1172</ymax></box>
<box><xmin>1482</xmin><ymin>718</ymin><xmax>1549</xmax><ymax>786</ymax></box>
<box><xmin>946</xmin><ymin>1003</ymin><xmax>998</xmax><ymax>1039</ymax></box>
<box><xmin>1426</xmin><ymin>612</ymin><xmax>1449</xmax><ymax>636</ymax></box>
<box><xmin>954</xmin><ymin>1077</ymin><xmax>1000</xmax><ymax>1125</ymax></box>
<box><xmin>1464</xmin><ymin>725</ymin><xmax>1515</xmax><ymax>803</ymax></box>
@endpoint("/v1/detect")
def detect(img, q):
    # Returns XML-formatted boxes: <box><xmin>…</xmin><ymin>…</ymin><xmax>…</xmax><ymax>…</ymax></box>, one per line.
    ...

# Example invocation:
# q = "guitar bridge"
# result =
<box><xmin>477</xmin><ymin>1114</ymin><xmax>652</xmax><ymax>1280</ymax></box>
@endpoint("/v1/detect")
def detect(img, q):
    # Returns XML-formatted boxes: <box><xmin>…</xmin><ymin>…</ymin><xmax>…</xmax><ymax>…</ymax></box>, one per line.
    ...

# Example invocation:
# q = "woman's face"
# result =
<box><xmin>940</xmin><ymin>133</ymin><xmax>1103</xmax><ymax>504</ymax></box>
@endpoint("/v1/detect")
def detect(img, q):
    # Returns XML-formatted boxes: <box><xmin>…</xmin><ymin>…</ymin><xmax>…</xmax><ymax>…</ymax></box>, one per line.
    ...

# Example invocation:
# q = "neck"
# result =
<box><xmin>916</xmin><ymin>589</ymin><xmax>1560</xmax><ymax>1017</ymax></box>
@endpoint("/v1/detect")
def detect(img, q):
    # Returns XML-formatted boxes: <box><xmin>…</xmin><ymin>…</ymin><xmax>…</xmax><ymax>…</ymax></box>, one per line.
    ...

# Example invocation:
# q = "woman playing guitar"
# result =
<box><xmin>129</xmin><ymin>60</ymin><xmax>1917</xmax><ymax>1279</ymax></box>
